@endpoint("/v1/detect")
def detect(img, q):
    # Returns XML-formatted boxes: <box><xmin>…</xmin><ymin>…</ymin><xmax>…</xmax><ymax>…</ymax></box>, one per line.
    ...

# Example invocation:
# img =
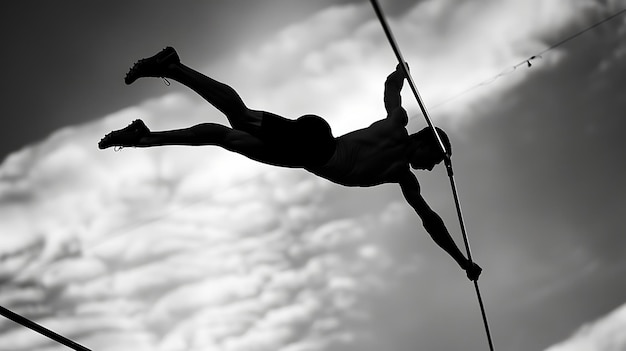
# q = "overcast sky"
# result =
<box><xmin>1</xmin><ymin>1</ymin><xmax>625</xmax><ymax>351</ymax></box>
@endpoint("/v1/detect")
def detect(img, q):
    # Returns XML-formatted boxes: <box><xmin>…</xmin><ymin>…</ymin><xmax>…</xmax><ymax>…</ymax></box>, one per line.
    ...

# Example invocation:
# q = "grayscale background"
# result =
<box><xmin>1</xmin><ymin>1</ymin><xmax>625</xmax><ymax>350</ymax></box>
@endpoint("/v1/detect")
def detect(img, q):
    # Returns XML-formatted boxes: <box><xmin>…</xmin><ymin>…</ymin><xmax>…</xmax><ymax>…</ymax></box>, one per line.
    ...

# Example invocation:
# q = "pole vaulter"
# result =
<box><xmin>368</xmin><ymin>0</ymin><xmax>495</xmax><ymax>350</ymax></box>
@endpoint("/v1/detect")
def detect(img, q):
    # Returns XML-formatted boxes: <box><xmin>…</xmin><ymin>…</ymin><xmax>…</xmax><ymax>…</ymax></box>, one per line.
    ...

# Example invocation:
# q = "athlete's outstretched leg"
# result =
<box><xmin>168</xmin><ymin>63</ymin><xmax>264</xmax><ymax>134</ymax></box>
<box><xmin>125</xmin><ymin>47</ymin><xmax>263</xmax><ymax>135</ymax></box>
<box><xmin>98</xmin><ymin>119</ymin><xmax>267</xmax><ymax>161</ymax></box>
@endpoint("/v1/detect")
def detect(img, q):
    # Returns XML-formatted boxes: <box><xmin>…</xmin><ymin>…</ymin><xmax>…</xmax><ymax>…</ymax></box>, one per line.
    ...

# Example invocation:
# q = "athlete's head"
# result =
<box><xmin>408</xmin><ymin>127</ymin><xmax>451</xmax><ymax>171</ymax></box>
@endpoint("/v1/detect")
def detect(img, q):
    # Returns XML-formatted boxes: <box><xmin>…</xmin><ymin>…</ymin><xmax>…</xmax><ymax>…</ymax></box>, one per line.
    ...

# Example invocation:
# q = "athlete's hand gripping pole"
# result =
<box><xmin>369</xmin><ymin>1</ymin><xmax>494</xmax><ymax>350</ymax></box>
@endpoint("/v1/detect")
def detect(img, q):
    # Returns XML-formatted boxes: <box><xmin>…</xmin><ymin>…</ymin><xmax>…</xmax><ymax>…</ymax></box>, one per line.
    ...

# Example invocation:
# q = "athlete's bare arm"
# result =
<box><xmin>398</xmin><ymin>170</ymin><xmax>482</xmax><ymax>280</ymax></box>
<box><xmin>384</xmin><ymin>65</ymin><xmax>409</xmax><ymax>126</ymax></box>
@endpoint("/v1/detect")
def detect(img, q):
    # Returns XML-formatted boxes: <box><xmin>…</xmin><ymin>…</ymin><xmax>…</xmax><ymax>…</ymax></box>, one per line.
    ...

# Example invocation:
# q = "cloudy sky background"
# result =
<box><xmin>1</xmin><ymin>0</ymin><xmax>625</xmax><ymax>350</ymax></box>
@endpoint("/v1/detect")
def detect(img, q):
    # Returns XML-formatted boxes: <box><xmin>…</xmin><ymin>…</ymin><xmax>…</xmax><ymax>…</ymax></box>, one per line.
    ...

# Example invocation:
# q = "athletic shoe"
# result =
<box><xmin>125</xmin><ymin>46</ymin><xmax>180</xmax><ymax>85</ymax></box>
<box><xmin>98</xmin><ymin>119</ymin><xmax>149</xmax><ymax>149</ymax></box>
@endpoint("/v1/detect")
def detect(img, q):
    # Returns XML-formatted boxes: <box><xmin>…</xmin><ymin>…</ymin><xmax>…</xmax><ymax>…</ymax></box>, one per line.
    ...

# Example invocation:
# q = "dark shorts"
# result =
<box><xmin>260</xmin><ymin>112</ymin><xmax>336</xmax><ymax>167</ymax></box>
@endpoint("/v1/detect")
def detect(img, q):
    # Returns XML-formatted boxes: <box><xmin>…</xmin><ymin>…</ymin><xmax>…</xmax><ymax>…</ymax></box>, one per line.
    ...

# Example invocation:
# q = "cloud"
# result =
<box><xmin>0</xmin><ymin>87</ymin><xmax>421</xmax><ymax>351</ymax></box>
<box><xmin>224</xmin><ymin>0</ymin><xmax>618</xmax><ymax>134</ymax></box>
<box><xmin>545</xmin><ymin>303</ymin><xmax>626</xmax><ymax>351</ymax></box>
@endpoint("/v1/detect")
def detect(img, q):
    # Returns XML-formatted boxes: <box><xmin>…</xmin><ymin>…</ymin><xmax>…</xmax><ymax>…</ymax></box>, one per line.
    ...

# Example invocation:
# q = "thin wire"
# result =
<box><xmin>431</xmin><ymin>7</ymin><xmax>626</xmax><ymax>110</ymax></box>
<box><xmin>536</xmin><ymin>7</ymin><xmax>626</xmax><ymax>57</ymax></box>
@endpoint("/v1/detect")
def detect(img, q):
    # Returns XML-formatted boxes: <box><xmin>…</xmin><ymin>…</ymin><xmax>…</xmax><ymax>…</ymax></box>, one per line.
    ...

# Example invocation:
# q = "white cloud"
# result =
<box><xmin>545</xmin><ymin>303</ymin><xmax>626</xmax><ymax>351</ymax></box>
<box><xmin>226</xmin><ymin>0</ymin><xmax>619</xmax><ymax>133</ymax></box>
<box><xmin>0</xmin><ymin>89</ymin><xmax>416</xmax><ymax>351</ymax></box>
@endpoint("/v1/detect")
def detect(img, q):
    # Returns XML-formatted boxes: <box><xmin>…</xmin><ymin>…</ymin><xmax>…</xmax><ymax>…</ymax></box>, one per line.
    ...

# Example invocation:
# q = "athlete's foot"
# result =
<box><xmin>125</xmin><ymin>46</ymin><xmax>180</xmax><ymax>85</ymax></box>
<box><xmin>98</xmin><ymin>119</ymin><xmax>149</xmax><ymax>149</ymax></box>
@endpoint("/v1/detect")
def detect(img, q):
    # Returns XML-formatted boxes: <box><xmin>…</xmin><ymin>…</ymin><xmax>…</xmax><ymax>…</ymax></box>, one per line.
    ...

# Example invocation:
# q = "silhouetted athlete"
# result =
<box><xmin>99</xmin><ymin>47</ymin><xmax>482</xmax><ymax>281</ymax></box>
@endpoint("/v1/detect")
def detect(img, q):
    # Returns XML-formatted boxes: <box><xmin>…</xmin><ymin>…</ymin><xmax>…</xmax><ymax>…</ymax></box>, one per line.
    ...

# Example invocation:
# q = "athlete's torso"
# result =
<box><xmin>307</xmin><ymin>117</ymin><xmax>411</xmax><ymax>187</ymax></box>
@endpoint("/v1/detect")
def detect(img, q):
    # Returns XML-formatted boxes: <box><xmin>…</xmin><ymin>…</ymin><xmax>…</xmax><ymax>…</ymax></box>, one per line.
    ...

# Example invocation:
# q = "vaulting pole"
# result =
<box><xmin>369</xmin><ymin>0</ymin><xmax>447</xmax><ymax>157</ymax></box>
<box><xmin>369</xmin><ymin>1</ymin><xmax>495</xmax><ymax>350</ymax></box>
<box><xmin>0</xmin><ymin>305</ymin><xmax>92</xmax><ymax>351</ymax></box>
